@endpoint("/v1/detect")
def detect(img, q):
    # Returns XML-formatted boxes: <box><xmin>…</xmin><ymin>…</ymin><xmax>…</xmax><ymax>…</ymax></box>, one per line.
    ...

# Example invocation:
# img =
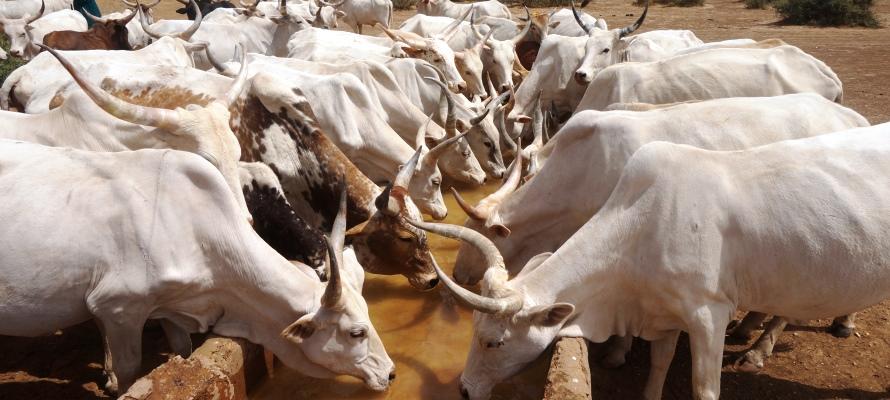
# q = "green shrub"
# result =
<box><xmin>634</xmin><ymin>0</ymin><xmax>703</xmax><ymax>6</ymax></box>
<box><xmin>392</xmin><ymin>0</ymin><xmax>416</xmax><ymax>10</ymax></box>
<box><xmin>745</xmin><ymin>0</ymin><xmax>775</xmax><ymax>9</ymax></box>
<box><xmin>0</xmin><ymin>37</ymin><xmax>26</xmax><ymax>88</ymax></box>
<box><xmin>774</xmin><ymin>0</ymin><xmax>879</xmax><ymax>27</ymax></box>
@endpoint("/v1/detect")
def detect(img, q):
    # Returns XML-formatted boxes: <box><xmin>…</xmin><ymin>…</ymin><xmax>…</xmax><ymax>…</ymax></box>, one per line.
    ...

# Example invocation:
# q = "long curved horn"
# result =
<box><xmin>406</xmin><ymin>220</ymin><xmax>522</xmax><ymax>315</ymax></box>
<box><xmin>83</xmin><ymin>9</ymin><xmax>108</xmax><ymax>24</ymax></box>
<box><xmin>618</xmin><ymin>0</ymin><xmax>648</xmax><ymax>38</ymax></box>
<box><xmin>425</xmin><ymin>129</ymin><xmax>469</xmax><ymax>167</ymax></box>
<box><xmin>320</xmin><ymin>235</ymin><xmax>343</xmax><ymax>309</ymax></box>
<box><xmin>178</xmin><ymin>0</ymin><xmax>203</xmax><ymax>40</ymax></box>
<box><xmin>453</xmin><ymin>139</ymin><xmax>522</xmax><ymax>221</ymax></box>
<box><xmin>423</xmin><ymin>77</ymin><xmax>456</xmax><ymax>137</ymax></box>
<box><xmin>224</xmin><ymin>45</ymin><xmax>248</xmax><ymax>108</ymax></box>
<box><xmin>530</xmin><ymin>90</ymin><xmax>543</xmax><ymax>148</ymax></box>
<box><xmin>511</xmin><ymin>7</ymin><xmax>532</xmax><ymax>44</ymax></box>
<box><xmin>117</xmin><ymin>7</ymin><xmax>139</xmax><ymax>25</ymax></box>
<box><xmin>451</xmin><ymin>188</ymin><xmax>487</xmax><ymax>221</ymax></box>
<box><xmin>571</xmin><ymin>1</ymin><xmax>591</xmax><ymax>35</ymax></box>
<box><xmin>139</xmin><ymin>13</ymin><xmax>163</xmax><ymax>38</ymax></box>
<box><xmin>439</xmin><ymin>5</ymin><xmax>472</xmax><ymax>41</ymax></box>
<box><xmin>495</xmin><ymin>104</ymin><xmax>516</xmax><ymax>153</ymax></box>
<box><xmin>38</xmin><ymin>44</ymin><xmax>182</xmax><ymax>129</ymax></box>
<box><xmin>205</xmin><ymin>44</ymin><xmax>237</xmax><ymax>77</ymax></box>
<box><xmin>279</xmin><ymin>0</ymin><xmax>288</xmax><ymax>16</ymax></box>
<box><xmin>24</xmin><ymin>0</ymin><xmax>45</xmax><ymax>25</ymax></box>
<box><xmin>394</xmin><ymin>146</ymin><xmax>422</xmax><ymax>190</ymax></box>
<box><xmin>379</xmin><ymin>24</ymin><xmax>428</xmax><ymax>49</ymax></box>
<box><xmin>330</xmin><ymin>184</ymin><xmax>347</xmax><ymax>264</ymax></box>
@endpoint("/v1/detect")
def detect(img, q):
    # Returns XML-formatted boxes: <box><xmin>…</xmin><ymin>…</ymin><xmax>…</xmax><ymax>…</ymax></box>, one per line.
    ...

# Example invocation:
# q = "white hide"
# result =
<box><xmin>0</xmin><ymin>9</ymin><xmax>86</xmax><ymax>59</ymax></box>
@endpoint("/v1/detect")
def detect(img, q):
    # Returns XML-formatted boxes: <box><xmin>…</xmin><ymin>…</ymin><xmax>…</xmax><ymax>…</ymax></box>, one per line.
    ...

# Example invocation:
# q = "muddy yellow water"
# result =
<box><xmin>252</xmin><ymin>182</ymin><xmax>550</xmax><ymax>400</ymax></box>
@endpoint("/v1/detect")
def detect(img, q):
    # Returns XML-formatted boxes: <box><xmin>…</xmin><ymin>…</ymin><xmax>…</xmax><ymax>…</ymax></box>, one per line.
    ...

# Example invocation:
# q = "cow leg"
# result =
<box><xmin>160</xmin><ymin>319</ymin><xmax>193</xmax><ymax>357</ymax></box>
<box><xmin>733</xmin><ymin>316</ymin><xmax>788</xmax><ymax>374</ymax></box>
<box><xmin>643</xmin><ymin>330</ymin><xmax>680</xmax><ymax>400</ymax></box>
<box><xmin>95</xmin><ymin>315</ymin><xmax>145</xmax><ymax>395</ymax></box>
<box><xmin>828</xmin><ymin>313</ymin><xmax>857</xmax><ymax>338</ymax></box>
<box><xmin>601</xmin><ymin>335</ymin><xmax>633</xmax><ymax>368</ymax></box>
<box><xmin>687</xmin><ymin>304</ymin><xmax>731</xmax><ymax>400</ymax></box>
<box><xmin>727</xmin><ymin>311</ymin><xmax>768</xmax><ymax>342</ymax></box>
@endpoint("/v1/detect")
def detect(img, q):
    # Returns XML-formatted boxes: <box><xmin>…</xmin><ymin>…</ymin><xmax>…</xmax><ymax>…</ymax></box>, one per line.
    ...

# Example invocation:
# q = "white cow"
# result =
<box><xmin>416</xmin><ymin>0</ymin><xmax>509</xmax><ymax>20</ymax></box>
<box><xmin>576</xmin><ymin>45</ymin><xmax>844</xmax><ymax>111</ymax></box>
<box><xmin>141</xmin><ymin>0</ymin><xmax>306</xmax><ymax>70</ymax></box>
<box><xmin>254</xmin><ymin>0</ymin><xmax>345</xmax><ymax>29</ymax></box>
<box><xmin>334</xmin><ymin>0</ymin><xmax>392</xmax><ymax>33</ymax></box>
<box><xmin>454</xmin><ymin>94</ymin><xmax>870</xmax><ymax>284</ymax></box>
<box><xmin>418</xmin><ymin>121</ymin><xmax>890</xmax><ymax>400</ymax></box>
<box><xmin>0</xmin><ymin>146</ymin><xmax>394</xmax><ymax>394</ymax></box>
<box><xmin>0</xmin><ymin>36</ymin><xmax>200</xmax><ymax>112</ymax></box>
<box><xmin>569</xmin><ymin>1</ymin><xmax>648</xmax><ymax>84</ymax></box>
<box><xmin>0</xmin><ymin>7</ymin><xmax>87</xmax><ymax>59</ymax></box>
<box><xmin>6</xmin><ymin>45</ymin><xmax>254</xmax><ymax>225</ymax></box>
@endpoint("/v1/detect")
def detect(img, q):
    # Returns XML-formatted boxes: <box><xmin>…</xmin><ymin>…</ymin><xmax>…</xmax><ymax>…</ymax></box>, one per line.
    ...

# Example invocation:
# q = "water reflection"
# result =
<box><xmin>252</xmin><ymin>182</ymin><xmax>550</xmax><ymax>399</ymax></box>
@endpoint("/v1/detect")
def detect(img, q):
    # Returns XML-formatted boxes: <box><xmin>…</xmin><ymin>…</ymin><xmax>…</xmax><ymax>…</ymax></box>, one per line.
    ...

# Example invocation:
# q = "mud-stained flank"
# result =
<box><xmin>242</xmin><ymin>180</ymin><xmax>326</xmax><ymax>269</ymax></box>
<box><xmin>232</xmin><ymin>94</ymin><xmax>377</xmax><ymax>230</ymax></box>
<box><xmin>101</xmin><ymin>79</ymin><xmax>215</xmax><ymax>110</ymax></box>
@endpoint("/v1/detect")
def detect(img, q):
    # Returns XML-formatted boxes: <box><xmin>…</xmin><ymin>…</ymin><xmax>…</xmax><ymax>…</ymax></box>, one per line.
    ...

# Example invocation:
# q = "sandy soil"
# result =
<box><xmin>2</xmin><ymin>0</ymin><xmax>889</xmax><ymax>399</ymax></box>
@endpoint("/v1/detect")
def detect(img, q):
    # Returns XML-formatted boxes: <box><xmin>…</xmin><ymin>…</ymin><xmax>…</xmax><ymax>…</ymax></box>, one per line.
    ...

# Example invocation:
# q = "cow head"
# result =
<box><xmin>281</xmin><ymin>190</ymin><xmax>395</xmax><ymax>391</ymax></box>
<box><xmin>310</xmin><ymin>0</ymin><xmax>346</xmax><ymax>29</ymax></box>
<box><xmin>407</xmin><ymin>219</ymin><xmax>572</xmax><ymax>400</ymax></box>
<box><xmin>142</xmin><ymin>0</ymin><xmax>203</xmax><ymax>42</ymax></box>
<box><xmin>82</xmin><ymin>8</ymin><xmax>140</xmax><ymax>50</ymax></box>
<box><xmin>462</xmin><ymin>92</ymin><xmax>508</xmax><ymax>180</ymax></box>
<box><xmin>379</xmin><ymin>23</ymin><xmax>467</xmax><ymax>93</ymax></box>
<box><xmin>573</xmin><ymin>0</ymin><xmax>647</xmax><ymax>84</ymax></box>
<box><xmin>40</xmin><ymin>44</ymin><xmax>253</xmax><ymax>224</ymax></box>
<box><xmin>423</xmin><ymin>77</ymin><xmax>492</xmax><ymax>185</ymax></box>
<box><xmin>0</xmin><ymin>0</ymin><xmax>43</xmax><ymax>59</ymax></box>
<box><xmin>349</xmin><ymin>179</ymin><xmax>440</xmax><ymax>290</ymax></box>
<box><xmin>474</xmin><ymin>24</ymin><xmax>515</xmax><ymax>93</ymax></box>
<box><xmin>121</xmin><ymin>0</ymin><xmax>160</xmax><ymax>49</ymax></box>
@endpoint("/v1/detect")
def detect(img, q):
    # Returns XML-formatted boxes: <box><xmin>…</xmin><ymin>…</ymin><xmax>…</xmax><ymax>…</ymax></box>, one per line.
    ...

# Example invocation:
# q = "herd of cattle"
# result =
<box><xmin>0</xmin><ymin>0</ymin><xmax>888</xmax><ymax>398</ymax></box>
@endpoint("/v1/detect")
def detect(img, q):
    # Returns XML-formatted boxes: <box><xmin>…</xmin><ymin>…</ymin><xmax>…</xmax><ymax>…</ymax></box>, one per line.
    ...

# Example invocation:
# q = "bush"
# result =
<box><xmin>745</xmin><ymin>0</ymin><xmax>775</xmax><ymax>9</ymax></box>
<box><xmin>774</xmin><ymin>0</ymin><xmax>879</xmax><ymax>27</ymax></box>
<box><xmin>634</xmin><ymin>0</ymin><xmax>704</xmax><ymax>6</ymax></box>
<box><xmin>0</xmin><ymin>37</ymin><xmax>26</xmax><ymax>88</ymax></box>
<box><xmin>392</xmin><ymin>0</ymin><xmax>416</xmax><ymax>10</ymax></box>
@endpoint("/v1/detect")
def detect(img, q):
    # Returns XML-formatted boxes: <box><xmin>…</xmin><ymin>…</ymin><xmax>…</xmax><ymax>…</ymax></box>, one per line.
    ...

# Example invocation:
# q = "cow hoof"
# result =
<box><xmin>734</xmin><ymin>351</ymin><xmax>764</xmax><ymax>374</ymax></box>
<box><xmin>828</xmin><ymin>322</ymin><xmax>853</xmax><ymax>338</ymax></box>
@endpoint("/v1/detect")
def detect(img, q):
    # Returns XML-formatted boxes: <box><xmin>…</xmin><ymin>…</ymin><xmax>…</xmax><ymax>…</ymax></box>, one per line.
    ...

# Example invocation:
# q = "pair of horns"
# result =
<box><xmin>511</xmin><ymin>7</ymin><xmax>532</xmax><ymax>44</ymax></box>
<box><xmin>38</xmin><ymin>43</ymin><xmax>249</xmax><ymax>130</ymax></box>
<box><xmin>143</xmin><ymin>0</ymin><xmax>202</xmax><ymax>40</ymax></box>
<box><xmin>85</xmin><ymin>4</ymin><xmax>139</xmax><ymax>25</ymax></box>
<box><xmin>573</xmin><ymin>0</ymin><xmax>647</xmax><ymax>37</ymax></box>
<box><xmin>407</xmin><ymin>219</ymin><xmax>522</xmax><ymax>315</ymax></box>
<box><xmin>452</xmin><ymin>136</ymin><xmax>522</xmax><ymax>224</ymax></box>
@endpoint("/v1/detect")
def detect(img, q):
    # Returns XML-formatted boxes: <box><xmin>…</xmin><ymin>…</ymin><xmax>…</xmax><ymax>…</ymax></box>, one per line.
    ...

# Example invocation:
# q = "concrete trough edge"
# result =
<box><xmin>542</xmin><ymin>337</ymin><xmax>592</xmax><ymax>400</ymax></box>
<box><xmin>119</xmin><ymin>336</ymin><xmax>267</xmax><ymax>400</ymax></box>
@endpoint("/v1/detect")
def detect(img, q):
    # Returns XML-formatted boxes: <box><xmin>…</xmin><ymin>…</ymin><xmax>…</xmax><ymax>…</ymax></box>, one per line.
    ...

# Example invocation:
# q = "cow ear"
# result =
<box><xmin>529</xmin><ymin>303</ymin><xmax>575</xmax><ymax>327</ymax></box>
<box><xmin>335</xmin><ymin>10</ymin><xmax>346</xmax><ymax>18</ymax></box>
<box><xmin>516</xmin><ymin>114</ymin><xmax>532</xmax><ymax>124</ymax></box>
<box><xmin>424</xmin><ymin>135</ymin><xmax>438</xmax><ymax>150</ymax></box>
<box><xmin>281</xmin><ymin>313</ymin><xmax>317</xmax><ymax>342</ymax></box>
<box><xmin>489</xmin><ymin>223</ymin><xmax>511</xmax><ymax>237</ymax></box>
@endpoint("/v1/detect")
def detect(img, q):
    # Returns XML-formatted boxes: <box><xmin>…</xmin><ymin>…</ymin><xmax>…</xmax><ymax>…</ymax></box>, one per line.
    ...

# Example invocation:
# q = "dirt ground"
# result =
<box><xmin>2</xmin><ymin>0</ymin><xmax>890</xmax><ymax>399</ymax></box>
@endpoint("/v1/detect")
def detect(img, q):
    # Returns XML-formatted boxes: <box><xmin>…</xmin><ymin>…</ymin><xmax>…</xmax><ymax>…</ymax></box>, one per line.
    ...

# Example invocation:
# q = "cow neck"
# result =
<box><xmin>512</xmin><ymin>208</ymin><xmax>630</xmax><ymax>343</ymax></box>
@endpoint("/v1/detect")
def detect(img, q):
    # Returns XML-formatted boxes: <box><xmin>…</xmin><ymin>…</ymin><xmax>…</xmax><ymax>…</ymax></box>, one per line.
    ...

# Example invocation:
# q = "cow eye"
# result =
<box><xmin>486</xmin><ymin>340</ymin><xmax>504</xmax><ymax>349</ymax></box>
<box><xmin>483</xmin><ymin>141</ymin><xmax>492</xmax><ymax>148</ymax></box>
<box><xmin>431</xmin><ymin>178</ymin><xmax>441</xmax><ymax>186</ymax></box>
<box><xmin>601</xmin><ymin>48</ymin><xmax>610</xmax><ymax>54</ymax></box>
<box><xmin>350</xmin><ymin>328</ymin><xmax>367</xmax><ymax>338</ymax></box>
